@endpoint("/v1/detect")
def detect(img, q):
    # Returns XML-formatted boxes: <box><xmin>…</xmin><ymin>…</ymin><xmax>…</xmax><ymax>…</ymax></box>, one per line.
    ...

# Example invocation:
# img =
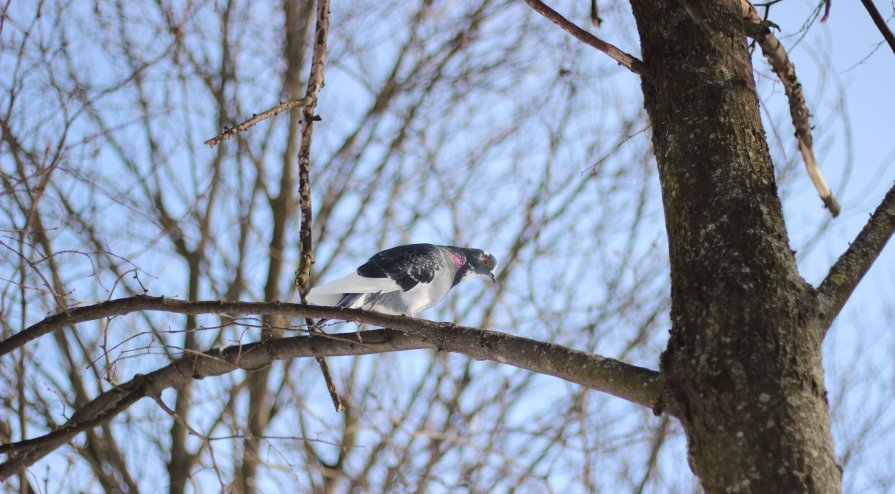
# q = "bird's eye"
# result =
<box><xmin>482</xmin><ymin>258</ymin><xmax>489</xmax><ymax>265</ymax></box>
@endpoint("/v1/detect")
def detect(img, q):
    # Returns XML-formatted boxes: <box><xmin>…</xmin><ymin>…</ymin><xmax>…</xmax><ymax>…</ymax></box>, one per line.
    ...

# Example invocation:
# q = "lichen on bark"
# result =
<box><xmin>629</xmin><ymin>0</ymin><xmax>842</xmax><ymax>491</ymax></box>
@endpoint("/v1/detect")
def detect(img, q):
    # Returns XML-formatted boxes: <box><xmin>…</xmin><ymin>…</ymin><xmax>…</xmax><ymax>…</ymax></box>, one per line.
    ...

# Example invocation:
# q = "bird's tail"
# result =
<box><xmin>336</xmin><ymin>293</ymin><xmax>363</xmax><ymax>308</ymax></box>
<box><xmin>306</xmin><ymin>292</ymin><xmax>372</xmax><ymax>332</ymax></box>
<box><xmin>305</xmin><ymin>290</ymin><xmax>342</xmax><ymax>307</ymax></box>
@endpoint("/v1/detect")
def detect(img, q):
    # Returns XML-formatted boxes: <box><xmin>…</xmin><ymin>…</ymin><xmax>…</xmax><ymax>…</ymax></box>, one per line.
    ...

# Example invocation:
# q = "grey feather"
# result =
<box><xmin>307</xmin><ymin>243</ymin><xmax>497</xmax><ymax>316</ymax></box>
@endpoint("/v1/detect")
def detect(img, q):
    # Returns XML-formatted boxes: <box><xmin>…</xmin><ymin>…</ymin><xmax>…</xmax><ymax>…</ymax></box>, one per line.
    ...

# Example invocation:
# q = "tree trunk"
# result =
<box><xmin>629</xmin><ymin>0</ymin><xmax>841</xmax><ymax>491</ymax></box>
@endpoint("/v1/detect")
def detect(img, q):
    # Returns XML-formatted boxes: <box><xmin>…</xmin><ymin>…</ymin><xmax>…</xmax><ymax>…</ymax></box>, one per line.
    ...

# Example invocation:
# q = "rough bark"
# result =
<box><xmin>629</xmin><ymin>0</ymin><xmax>841</xmax><ymax>492</ymax></box>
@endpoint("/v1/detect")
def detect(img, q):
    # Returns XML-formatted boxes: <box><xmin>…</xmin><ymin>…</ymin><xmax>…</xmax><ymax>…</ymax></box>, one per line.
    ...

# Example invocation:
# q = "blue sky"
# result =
<box><xmin>2</xmin><ymin>0</ymin><xmax>895</xmax><ymax>491</ymax></box>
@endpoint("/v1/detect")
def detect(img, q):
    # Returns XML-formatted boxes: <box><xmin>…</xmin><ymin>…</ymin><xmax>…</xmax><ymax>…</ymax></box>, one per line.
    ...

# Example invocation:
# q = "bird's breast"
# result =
<box><xmin>401</xmin><ymin>270</ymin><xmax>455</xmax><ymax>314</ymax></box>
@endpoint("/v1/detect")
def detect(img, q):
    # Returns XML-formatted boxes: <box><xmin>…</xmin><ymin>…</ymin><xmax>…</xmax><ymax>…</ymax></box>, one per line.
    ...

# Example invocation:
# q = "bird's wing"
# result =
<box><xmin>306</xmin><ymin>272</ymin><xmax>400</xmax><ymax>302</ymax></box>
<box><xmin>306</xmin><ymin>244</ymin><xmax>448</xmax><ymax>307</ymax></box>
<box><xmin>304</xmin><ymin>291</ymin><xmax>344</xmax><ymax>307</ymax></box>
<box><xmin>356</xmin><ymin>243</ymin><xmax>446</xmax><ymax>292</ymax></box>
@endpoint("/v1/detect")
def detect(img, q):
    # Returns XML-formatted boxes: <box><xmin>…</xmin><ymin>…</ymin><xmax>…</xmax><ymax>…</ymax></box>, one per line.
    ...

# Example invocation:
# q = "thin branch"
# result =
<box><xmin>740</xmin><ymin>0</ymin><xmax>840</xmax><ymax>216</ymax></box>
<box><xmin>859</xmin><ymin>0</ymin><xmax>895</xmax><ymax>56</ymax></box>
<box><xmin>590</xmin><ymin>0</ymin><xmax>602</xmax><ymax>28</ymax></box>
<box><xmin>293</xmin><ymin>0</ymin><xmax>328</xmax><ymax>292</ymax></box>
<box><xmin>0</xmin><ymin>309</ymin><xmax>661</xmax><ymax>479</ymax></box>
<box><xmin>817</xmin><ymin>180</ymin><xmax>895</xmax><ymax>331</ymax></box>
<box><xmin>203</xmin><ymin>97</ymin><xmax>311</xmax><ymax>148</ymax></box>
<box><xmin>290</xmin><ymin>0</ymin><xmax>343</xmax><ymax>414</ymax></box>
<box><xmin>523</xmin><ymin>0</ymin><xmax>651</xmax><ymax>78</ymax></box>
<box><xmin>150</xmin><ymin>394</ymin><xmax>228</xmax><ymax>490</ymax></box>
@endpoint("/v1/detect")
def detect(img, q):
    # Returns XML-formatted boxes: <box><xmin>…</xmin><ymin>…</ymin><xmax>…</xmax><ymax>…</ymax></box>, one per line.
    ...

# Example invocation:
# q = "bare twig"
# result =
<box><xmin>0</xmin><ymin>302</ymin><xmax>662</xmax><ymax>479</ymax></box>
<box><xmin>821</xmin><ymin>0</ymin><xmax>832</xmax><ymax>23</ymax></box>
<box><xmin>203</xmin><ymin>97</ymin><xmax>311</xmax><ymax>148</ymax></box>
<box><xmin>0</xmin><ymin>0</ymin><xmax>10</xmax><ymax>37</ymax></box>
<box><xmin>523</xmin><ymin>0</ymin><xmax>651</xmax><ymax>78</ymax></box>
<box><xmin>817</xmin><ymin>181</ymin><xmax>895</xmax><ymax>331</ymax></box>
<box><xmin>741</xmin><ymin>0</ymin><xmax>841</xmax><ymax>216</ymax></box>
<box><xmin>290</xmin><ymin>0</ymin><xmax>344</xmax><ymax>414</ymax></box>
<box><xmin>589</xmin><ymin>0</ymin><xmax>602</xmax><ymax>28</ymax></box>
<box><xmin>293</xmin><ymin>0</ymin><xmax>327</xmax><ymax>293</ymax></box>
<box><xmin>151</xmin><ymin>394</ymin><xmax>227</xmax><ymax>489</ymax></box>
<box><xmin>858</xmin><ymin>0</ymin><xmax>895</xmax><ymax>56</ymax></box>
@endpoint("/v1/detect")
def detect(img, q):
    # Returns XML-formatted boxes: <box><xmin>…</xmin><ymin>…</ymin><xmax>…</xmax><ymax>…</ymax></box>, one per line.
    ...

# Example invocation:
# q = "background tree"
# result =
<box><xmin>1</xmin><ymin>0</ymin><xmax>894</xmax><ymax>492</ymax></box>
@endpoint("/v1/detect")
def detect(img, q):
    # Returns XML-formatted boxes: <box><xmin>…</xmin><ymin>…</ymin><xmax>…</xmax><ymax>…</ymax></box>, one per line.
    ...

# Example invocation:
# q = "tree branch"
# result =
<box><xmin>859</xmin><ymin>0</ymin><xmax>895</xmax><ymax>57</ymax></box>
<box><xmin>291</xmin><ymin>0</ymin><xmax>344</xmax><ymax>414</ymax></box>
<box><xmin>740</xmin><ymin>0</ymin><xmax>841</xmax><ymax>217</ymax></box>
<box><xmin>203</xmin><ymin>97</ymin><xmax>311</xmax><ymax>148</ymax></box>
<box><xmin>0</xmin><ymin>300</ymin><xmax>662</xmax><ymax>479</ymax></box>
<box><xmin>817</xmin><ymin>180</ymin><xmax>895</xmax><ymax>330</ymax></box>
<box><xmin>293</xmin><ymin>0</ymin><xmax>327</xmax><ymax>292</ymax></box>
<box><xmin>523</xmin><ymin>0</ymin><xmax>651</xmax><ymax>78</ymax></box>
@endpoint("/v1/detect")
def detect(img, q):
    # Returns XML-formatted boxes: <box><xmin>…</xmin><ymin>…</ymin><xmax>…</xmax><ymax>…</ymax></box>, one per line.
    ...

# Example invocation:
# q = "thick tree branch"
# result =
<box><xmin>523</xmin><ymin>0</ymin><xmax>651</xmax><ymax>78</ymax></box>
<box><xmin>740</xmin><ymin>0</ymin><xmax>841</xmax><ymax>217</ymax></box>
<box><xmin>818</xmin><ymin>181</ymin><xmax>895</xmax><ymax>330</ymax></box>
<box><xmin>0</xmin><ymin>300</ymin><xmax>661</xmax><ymax>479</ymax></box>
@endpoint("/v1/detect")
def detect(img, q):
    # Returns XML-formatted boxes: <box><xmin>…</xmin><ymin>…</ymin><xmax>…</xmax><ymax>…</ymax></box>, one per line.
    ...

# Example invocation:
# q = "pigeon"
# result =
<box><xmin>306</xmin><ymin>243</ymin><xmax>497</xmax><ymax>317</ymax></box>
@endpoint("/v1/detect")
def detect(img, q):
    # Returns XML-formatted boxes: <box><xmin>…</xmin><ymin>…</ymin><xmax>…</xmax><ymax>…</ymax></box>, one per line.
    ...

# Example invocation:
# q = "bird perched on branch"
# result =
<box><xmin>307</xmin><ymin>243</ymin><xmax>497</xmax><ymax>317</ymax></box>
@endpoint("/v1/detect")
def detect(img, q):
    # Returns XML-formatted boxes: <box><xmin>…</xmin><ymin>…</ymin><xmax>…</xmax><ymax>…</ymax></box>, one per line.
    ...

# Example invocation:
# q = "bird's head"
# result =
<box><xmin>467</xmin><ymin>249</ymin><xmax>497</xmax><ymax>282</ymax></box>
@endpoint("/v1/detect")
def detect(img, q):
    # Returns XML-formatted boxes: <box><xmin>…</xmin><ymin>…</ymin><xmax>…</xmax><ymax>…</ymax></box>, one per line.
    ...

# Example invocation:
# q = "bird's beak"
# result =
<box><xmin>489</xmin><ymin>271</ymin><xmax>496</xmax><ymax>283</ymax></box>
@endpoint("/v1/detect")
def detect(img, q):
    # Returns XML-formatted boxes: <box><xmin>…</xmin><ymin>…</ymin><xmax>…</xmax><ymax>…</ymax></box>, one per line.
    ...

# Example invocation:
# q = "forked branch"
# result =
<box><xmin>203</xmin><ymin>97</ymin><xmax>311</xmax><ymax>148</ymax></box>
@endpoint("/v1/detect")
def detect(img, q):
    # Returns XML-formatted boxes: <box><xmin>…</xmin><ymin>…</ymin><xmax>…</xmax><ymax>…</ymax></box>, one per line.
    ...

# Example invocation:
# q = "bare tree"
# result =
<box><xmin>1</xmin><ymin>0</ymin><xmax>894</xmax><ymax>493</ymax></box>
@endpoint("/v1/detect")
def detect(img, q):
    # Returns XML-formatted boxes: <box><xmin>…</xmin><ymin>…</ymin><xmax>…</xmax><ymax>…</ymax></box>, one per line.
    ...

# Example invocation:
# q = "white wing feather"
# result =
<box><xmin>306</xmin><ymin>272</ymin><xmax>402</xmax><ymax>306</ymax></box>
